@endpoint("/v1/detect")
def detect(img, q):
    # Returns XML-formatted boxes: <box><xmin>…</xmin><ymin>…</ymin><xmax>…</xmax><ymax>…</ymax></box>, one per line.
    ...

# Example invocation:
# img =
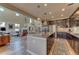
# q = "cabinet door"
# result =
<box><xmin>0</xmin><ymin>36</ymin><xmax>3</xmax><ymax>45</ymax></box>
<box><xmin>6</xmin><ymin>35</ymin><xmax>10</xmax><ymax>43</ymax></box>
<box><xmin>0</xmin><ymin>37</ymin><xmax>2</xmax><ymax>45</ymax></box>
<box><xmin>3</xmin><ymin>36</ymin><xmax>9</xmax><ymax>44</ymax></box>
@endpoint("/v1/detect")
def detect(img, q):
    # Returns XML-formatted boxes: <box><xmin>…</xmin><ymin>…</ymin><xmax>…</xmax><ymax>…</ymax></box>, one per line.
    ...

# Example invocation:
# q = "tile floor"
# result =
<box><xmin>0</xmin><ymin>36</ymin><xmax>30</xmax><ymax>55</ymax></box>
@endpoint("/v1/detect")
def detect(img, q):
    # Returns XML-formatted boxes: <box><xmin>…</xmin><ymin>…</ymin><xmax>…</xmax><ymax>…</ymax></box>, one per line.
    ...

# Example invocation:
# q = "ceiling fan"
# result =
<box><xmin>67</xmin><ymin>3</ymin><xmax>74</xmax><ymax>6</ymax></box>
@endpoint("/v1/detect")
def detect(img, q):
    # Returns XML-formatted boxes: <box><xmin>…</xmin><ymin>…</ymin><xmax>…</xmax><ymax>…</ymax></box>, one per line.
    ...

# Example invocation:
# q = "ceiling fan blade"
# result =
<box><xmin>67</xmin><ymin>3</ymin><xmax>74</xmax><ymax>6</ymax></box>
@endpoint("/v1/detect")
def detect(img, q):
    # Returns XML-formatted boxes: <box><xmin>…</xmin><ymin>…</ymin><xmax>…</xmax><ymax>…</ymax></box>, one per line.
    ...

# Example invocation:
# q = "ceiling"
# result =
<box><xmin>1</xmin><ymin>3</ymin><xmax>79</xmax><ymax>21</ymax></box>
<box><xmin>0</xmin><ymin>6</ymin><xmax>26</xmax><ymax>25</ymax></box>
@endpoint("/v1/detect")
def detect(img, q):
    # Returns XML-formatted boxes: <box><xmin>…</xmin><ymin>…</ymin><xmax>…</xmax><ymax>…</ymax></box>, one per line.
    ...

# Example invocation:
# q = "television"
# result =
<box><xmin>0</xmin><ymin>27</ymin><xmax>6</xmax><ymax>31</ymax></box>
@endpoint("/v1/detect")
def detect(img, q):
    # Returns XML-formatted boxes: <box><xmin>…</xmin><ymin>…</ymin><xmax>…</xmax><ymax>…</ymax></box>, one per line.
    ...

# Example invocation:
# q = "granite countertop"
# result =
<box><xmin>28</xmin><ymin>34</ymin><xmax>48</xmax><ymax>38</ymax></box>
<box><xmin>73</xmin><ymin>34</ymin><xmax>79</xmax><ymax>38</ymax></box>
<box><xmin>0</xmin><ymin>34</ymin><xmax>9</xmax><ymax>36</ymax></box>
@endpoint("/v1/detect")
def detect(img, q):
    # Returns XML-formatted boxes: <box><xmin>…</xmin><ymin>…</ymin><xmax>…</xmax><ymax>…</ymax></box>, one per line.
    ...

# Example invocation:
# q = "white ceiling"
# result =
<box><xmin>9</xmin><ymin>3</ymin><xmax>79</xmax><ymax>21</ymax></box>
<box><xmin>0</xmin><ymin>6</ymin><xmax>26</xmax><ymax>24</ymax></box>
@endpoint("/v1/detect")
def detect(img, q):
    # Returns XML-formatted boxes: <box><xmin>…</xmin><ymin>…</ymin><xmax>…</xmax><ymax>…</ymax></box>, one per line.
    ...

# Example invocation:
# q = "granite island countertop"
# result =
<box><xmin>27</xmin><ymin>33</ymin><xmax>49</xmax><ymax>39</ymax></box>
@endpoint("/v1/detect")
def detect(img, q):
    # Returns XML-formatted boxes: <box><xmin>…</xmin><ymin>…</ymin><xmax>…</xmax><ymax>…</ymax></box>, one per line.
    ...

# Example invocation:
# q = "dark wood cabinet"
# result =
<box><xmin>0</xmin><ymin>35</ymin><xmax>10</xmax><ymax>45</ymax></box>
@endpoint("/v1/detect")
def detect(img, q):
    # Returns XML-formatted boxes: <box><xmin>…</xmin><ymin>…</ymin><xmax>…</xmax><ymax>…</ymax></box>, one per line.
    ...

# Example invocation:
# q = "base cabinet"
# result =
<box><xmin>0</xmin><ymin>35</ymin><xmax>10</xmax><ymax>45</ymax></box>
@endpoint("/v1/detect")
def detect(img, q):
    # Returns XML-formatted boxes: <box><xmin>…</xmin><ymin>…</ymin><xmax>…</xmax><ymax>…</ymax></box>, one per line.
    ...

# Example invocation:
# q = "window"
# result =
<box><xmin>0</xmin><ymin>22</ymin><xmax>5</xmax><ymax>27</ymax></box>
<box><xmin>15</xmin><ymin>24</ymin><xmax>20</xmax><ymax>27</ymax></box>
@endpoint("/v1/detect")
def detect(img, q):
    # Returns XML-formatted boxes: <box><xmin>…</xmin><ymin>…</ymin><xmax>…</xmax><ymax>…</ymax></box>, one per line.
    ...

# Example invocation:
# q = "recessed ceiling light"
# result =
<box><xmin>49</xmin><ymin>12</ymin><xmax>52</xmax><ymax>14</ymax></box>
<box><xmin>44</xmin><ymin>4</ymin><xmax>47</xmax><ymax>7</ymax></box>
<box><xmin>0</xmin><ymin>8</ymin><xmax>4</xmax><ymax>12</ymax></box>
<box><xmin>62</xmin><ymin>8</ymin><xmax>65</xmax><ymax>11</ymax></box>
<box><xmin>37</xmin><ymin>18</ymin><xmax>41</xmax><ymax>20</ymax></box>
<box><xmin>61</xmin><ymin>14</ymin><xmax>64</xmax><ymax>16</ymax></box>
<box><xmin>76</xmin><ymin>11</ymin><xmax>79</xmax><ymax>14</ymax></box>
<box><xmin>51</xmin><ymin>16</ymin><xmax>54</xmax><ymax>18</ymax></box>
<box><xmin>16</xmin><ymin>13</ymin><xmax>20</xmax><ymax>16</ymax></box>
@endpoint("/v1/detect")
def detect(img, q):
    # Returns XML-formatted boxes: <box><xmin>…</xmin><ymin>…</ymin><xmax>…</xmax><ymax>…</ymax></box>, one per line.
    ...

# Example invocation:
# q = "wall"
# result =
<box><xmin>0</xmin><ymin>6</ymin><xmax>29</xmax><ymax>33</ymax></box>
<box><xmin>72</xmin><ymin>27</ymin><xmax>79</xmax><ymax>34</ymax></box>
<box><xmin>0</xmin><ymin>6</ymin><xmax>43</xmax><ymax>33</ymax></box>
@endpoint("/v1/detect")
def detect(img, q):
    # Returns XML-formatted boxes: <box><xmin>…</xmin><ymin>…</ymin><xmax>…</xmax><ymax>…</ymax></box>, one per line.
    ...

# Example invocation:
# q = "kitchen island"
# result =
<box><xmin>0</xmin><ymin>34</ymin><xmax>10</xmax><ymax>46</ymax></box>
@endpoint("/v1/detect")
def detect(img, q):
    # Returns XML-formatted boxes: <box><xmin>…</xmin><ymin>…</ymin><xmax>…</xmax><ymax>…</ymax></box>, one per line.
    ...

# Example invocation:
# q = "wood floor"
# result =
<box><xmin>0</xmin><ymin>36</ymin><xmax>30</xmax><ymax>55</ymax></box>
<box><xmin>47</xmin><ymin>32</ymin><xmax>79</xmax><ymax>55</ymax></box>
<box><xmin>49</xmin><ymin>38</ymin><xmax>75</xmax><ymax>55</ymax></box>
